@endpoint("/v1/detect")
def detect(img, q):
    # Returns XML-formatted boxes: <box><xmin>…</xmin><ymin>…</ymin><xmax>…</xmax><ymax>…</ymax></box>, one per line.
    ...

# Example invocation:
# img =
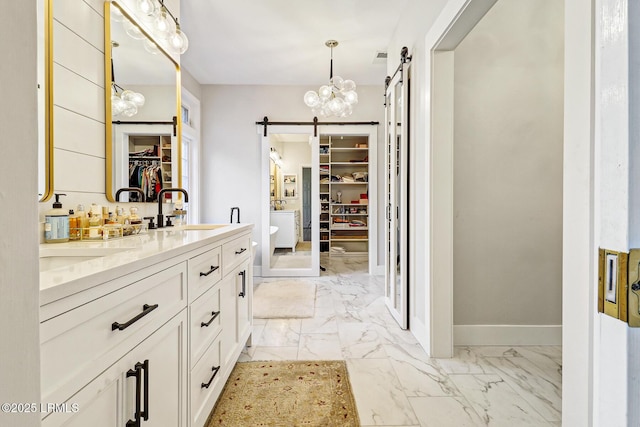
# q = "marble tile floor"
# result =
<box><xmin>241</xmin><ymin>255</ymin><xmax>562</xmax><ymax>426</ymax></box>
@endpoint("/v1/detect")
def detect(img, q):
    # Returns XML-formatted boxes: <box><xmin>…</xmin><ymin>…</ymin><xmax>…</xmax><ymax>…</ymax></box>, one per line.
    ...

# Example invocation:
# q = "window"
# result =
<box><xmin>180</xmin><ymin>88</ymin><xmax>200</xmax><ymax>224</ymax></box>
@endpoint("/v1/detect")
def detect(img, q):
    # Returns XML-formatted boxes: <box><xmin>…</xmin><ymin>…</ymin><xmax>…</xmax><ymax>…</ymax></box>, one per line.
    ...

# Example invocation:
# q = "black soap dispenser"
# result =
<box><xmin>44</xmin><ymin>193</ymin><xmax>69</xmax><ymax>243</ymax></box>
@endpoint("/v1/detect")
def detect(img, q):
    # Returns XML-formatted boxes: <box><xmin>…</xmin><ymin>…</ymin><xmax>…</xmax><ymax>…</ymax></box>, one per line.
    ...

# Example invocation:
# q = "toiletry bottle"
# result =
<box><xmin>44</xmin><ymin>193</ymin><xmax>69</xmax><ymax>243</ymax></box>
<box><xmin>173</xmin><ymin>200</ymin><xmax>186</xmax><ymax>226</ymax></box>
<box><xmin>77</xmin><ymin>205</ymin><xmax>88</xmax><ymax>239</ymax></box>
<box><xmin>102</xmin><ymin>206</ymin><xmax>109</xmax><ymax>225</ymax></box>
<box><xmin>115</xmin><ymin>206</ymin><xmax>124</xmax><ymax>224</ymax></box>
<box><xmin>68</xmin><ymin>209</ymin><xmax>80</xmax><ymax>240</ymax></box>
<box><xmin>129</xmin><ymin>206</ymin><xmax>141</xmax><ymax>224</ymax></box>
<box><xmin>89</xmin><ymin>203</ymin><xmax>103</xmax><ymax>238</ymax></box>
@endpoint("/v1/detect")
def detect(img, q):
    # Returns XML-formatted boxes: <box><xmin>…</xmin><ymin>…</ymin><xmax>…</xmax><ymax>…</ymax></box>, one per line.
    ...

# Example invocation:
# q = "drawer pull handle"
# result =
<box><xmin>199</xmin><ymin>265</ymin><xmax>219</xmax><ymax>277</ymax></box>
<box><xmin>238</xmin><ymin>270</ymin><xmax>246</xmax><ymax>298</ymax></box>
<box><xmin>201</xmin><ymin>310</ymin><xmax>221</xmax><ymax>327</ymax></box>
<box><xmin>235</xmin><ymin>248</ymin><xmax>247</xmax><ymax>255</ymax></box>
<box><xmin>201</xmin><ymin>365</ymin><xmax>221</xmax><ymax>389</ymax></box>
<box><xmin>112</xmin><ymin>304</ymin><xmax>158</xmax><ymax>331</ymax></box>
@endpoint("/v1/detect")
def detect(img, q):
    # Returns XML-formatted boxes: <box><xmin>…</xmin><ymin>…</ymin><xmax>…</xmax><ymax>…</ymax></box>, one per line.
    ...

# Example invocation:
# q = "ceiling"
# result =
<box><xmin>180</xmin><ymin>1</ymin><xmax>409</xmax><ymax>86</ymax></box>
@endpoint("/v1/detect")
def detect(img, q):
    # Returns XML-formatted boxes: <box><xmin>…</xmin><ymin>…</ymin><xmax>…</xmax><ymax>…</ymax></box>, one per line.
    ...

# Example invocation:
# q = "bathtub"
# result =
<box><xmin>269</xmin><ymin>226</ymin><xmax>279</xmax><ymax>256</ymax></box>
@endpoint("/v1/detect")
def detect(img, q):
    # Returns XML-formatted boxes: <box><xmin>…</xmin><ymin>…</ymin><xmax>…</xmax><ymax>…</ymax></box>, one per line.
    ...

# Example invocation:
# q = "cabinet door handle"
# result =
<box><xmin>235</xmin><ymin>247</ymin><xmax>247</xmax><ymax>255</ymax></box>
<box><xmin>199</xmin><ymin>265</ymin><xmax>219</xmax><ymax>277</ymax></box>
<box><xmin>112</xmin><ymin>304</ymin><xmax>159</xmax><ymax>331</ymax></box>
<box><xmin>126</xmin><ymin>362</ymin><xmax>143</xmax><ymax>427</ymax></box>
<box><xmin>141</xmin><ymin>360</ymin><xmax>149</xmax><ymax>421</ymax></box>
<box><xmin>201</xmin><ymin>310</ymin><xmax>221</xmax><ymax>327</ymax></box>
<box><xmin>201</xmin><ymin>366</ymin><xmax>221</xmax><ymax>389</ymax></box>
<box><xmin>238</xmin><ymin>270</ymin><xmax>246</xmax><ymax>298</ymax></box>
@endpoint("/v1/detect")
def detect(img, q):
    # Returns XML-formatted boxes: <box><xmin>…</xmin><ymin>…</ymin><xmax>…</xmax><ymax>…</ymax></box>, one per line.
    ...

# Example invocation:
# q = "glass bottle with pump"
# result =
<box><xmin>44</xmin><ymin>193</ymin><xmax>69</xmax><ymax>243</ymax></box>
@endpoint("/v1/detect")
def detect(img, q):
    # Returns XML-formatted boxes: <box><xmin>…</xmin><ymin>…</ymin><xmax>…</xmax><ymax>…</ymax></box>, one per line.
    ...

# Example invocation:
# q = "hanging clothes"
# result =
<box><xmin>128</xmin><ymin>160</ymin><xmax>163</xmax><ymax>202</ymax></box>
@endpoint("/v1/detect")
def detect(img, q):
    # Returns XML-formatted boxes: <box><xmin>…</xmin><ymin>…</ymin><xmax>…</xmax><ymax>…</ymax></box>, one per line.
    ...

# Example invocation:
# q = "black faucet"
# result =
<box><xmin>115</xmin><ymin>187</ymin><xmax>146</xmax><ymax>202</ymax></box>
<box><xmin>157</xmin><ymin>188</ymin><xmax>189</xmax><ymax>228</ymax></box>
<box><xmin>230</xmin><ymin>207</ymin><xmax>240</xmax><ymax>224</ymax></box>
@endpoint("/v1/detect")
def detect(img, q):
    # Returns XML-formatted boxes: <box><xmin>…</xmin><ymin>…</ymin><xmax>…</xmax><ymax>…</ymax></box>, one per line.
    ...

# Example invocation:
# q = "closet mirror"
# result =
<box><xmin>105</xmin><ymin>1</ymin><xmax>181</xmax><ymax>203</ymax></box>
<box><xmin>261</xmin><ymin>130</ymin><xmax>320</xmax><ymax>277</ymax></box>
<box><xmin>38</xmin><ymin>0</ymin><xmax>53</xmax><ymax>201</ymax></box>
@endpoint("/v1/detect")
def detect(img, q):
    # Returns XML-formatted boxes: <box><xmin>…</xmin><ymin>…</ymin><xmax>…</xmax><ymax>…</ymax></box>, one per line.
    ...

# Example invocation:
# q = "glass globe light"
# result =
<box><xmin>143</xmin><ymin>39</ymin><xmax>160</xmax><ymax>55</ymax></box>
<box><xmin>122</xmin><ymin>101</ymin><xmax>138</xmax><ymax>117</ymax></box>
<box><xmin>304</xmin><ymin>91</ymin><xmax>320</xmax><ymax>108</ymax></box>
<box><xmin>318</xmin><ymin>85</ymin><xmax>332</xmax><ymax>101</ymax></box>
<box><xmin>153</xmin><ymin>9</ymin><xmax>174</xmax><ymax>38</ymax></box>
<box><xmin>124</xmin><ymin>20</ymin><xmax>147</xmax><ymax>40</ymax></box>
<box><xmin>329</xmin><ymin>97</ymin><xmax>345</xmax><ymax>115</ymax></box>
<box><xmin>167</xmin><ymin>27</ymin><xmax>189</xmax><ymax>54</ymax></box>
<box><xmin>341</xmin><ymin>103</ymin><xmax>353</xmax><ymax>117</ymax></box>
<box><xmin>136</xmin><ymin>0</ymin><xmax>157</xmax><ymax>17</ymax></box>
<box><xmin>112</xmin><ymin>96</ymin><xmax>127</xmax><ymax>116</ymax></box>
<box><xmin>342</xmin><ymin>80</ymin><xmax>356</xmax><ymax>91</ymax></box>
<box><xmin>122</xmin><ymin>90</ymin><xmax>145</xmax><ymax>107</ymax></box>
<box><xmin>343</xmin><ymin>90</ymin><xmax>358</xmax><ymax>105</ymax></box>
<box><xmin>331</xmin><ymin>76</ymin><xmax>344</xmax><ymax>91</ymax></box>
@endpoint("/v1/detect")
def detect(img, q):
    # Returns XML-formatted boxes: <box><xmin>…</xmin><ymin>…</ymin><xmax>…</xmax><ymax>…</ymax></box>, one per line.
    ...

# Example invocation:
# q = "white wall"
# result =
<box><xmin>0</xmin><ymin>1</ymin><xmax>41</xmax><ymax>426</ymax></box>
<box><xmin>200</xmin><ymin>84</ymin><xmax>384</xmax><ymax>268</ymax></box>
<box><xmin>124</xmin><ymin>85</ymin><xmax>176</xmax><ymax>121</ymax></box>
<box><xmin>452</xmin><ymin>0</ymin><xmax>563</xmax><ymax>332</ymax></box>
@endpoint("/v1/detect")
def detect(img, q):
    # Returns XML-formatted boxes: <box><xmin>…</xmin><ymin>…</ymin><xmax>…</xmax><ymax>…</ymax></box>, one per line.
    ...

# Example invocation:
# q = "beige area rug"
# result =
<box><xmin>253</xmin><ymin>280</ymin><xmax>316</xmax><ymax>319</ymax></box>
<box><xmin>207</xmin><ymin>361</ymin><xmax>360</xmax><ymax>427</ymax></box>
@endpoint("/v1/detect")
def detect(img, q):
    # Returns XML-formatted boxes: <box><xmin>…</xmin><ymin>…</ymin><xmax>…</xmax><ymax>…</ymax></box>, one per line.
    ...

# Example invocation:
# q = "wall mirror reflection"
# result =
<box><xmin>105</xmin><ymin>1</ymin><xmax>181</xmax><ymax>203</ymax></box>
<box><xmin>262</xmin><ymin>130</ymin><xmax>320</xmax><ymax>277</ymax></box>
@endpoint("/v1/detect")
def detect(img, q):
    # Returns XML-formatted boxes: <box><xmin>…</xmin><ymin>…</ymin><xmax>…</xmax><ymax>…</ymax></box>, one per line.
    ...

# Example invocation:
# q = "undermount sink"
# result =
<box><xmin>39</xmin><ymin>247</ymin><xmax>129</xmax><ymax>272</ymax></box>
<box><xmin>165</xmin><ymin>224</ymin><xmax>229</xmax><ymax>231</ymax></box>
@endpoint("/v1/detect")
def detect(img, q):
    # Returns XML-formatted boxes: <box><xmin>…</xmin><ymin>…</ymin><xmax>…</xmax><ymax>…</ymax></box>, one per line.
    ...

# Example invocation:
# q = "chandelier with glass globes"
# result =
<box><xmin>303</xmin><ymin>40</ymin><xmax>358</xmax><ymax>118</ymax></box>
<box><xmin>112</xmin><ymin>0</ymin><xmax>189</xmax><ymax>55</ymax></box>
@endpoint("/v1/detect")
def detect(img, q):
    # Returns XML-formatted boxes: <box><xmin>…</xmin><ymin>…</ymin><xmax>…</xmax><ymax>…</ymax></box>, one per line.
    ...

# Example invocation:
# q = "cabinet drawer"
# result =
<box><xmin>190</xmin><ymin>337</ymin><xmax>223</xmax><ymax>427</ymax></box>
<box><xmin>188</xmin><ymin>245</ymin><xmax>222</xmax><ymax>302</ymax></box>
<box><xmin>190</xmin><ymin>283</ymin><xmax>222</xmax><ymax>368</ymax></box>
<box><xmin>41</xmin><ymin>262</ymin><xmax>187</xmax><ymax>404</ymax></box>
<box><xmin>222</xmin><ymin>234</ymin><xmax>251</xmax><ymax>275</ymax></box>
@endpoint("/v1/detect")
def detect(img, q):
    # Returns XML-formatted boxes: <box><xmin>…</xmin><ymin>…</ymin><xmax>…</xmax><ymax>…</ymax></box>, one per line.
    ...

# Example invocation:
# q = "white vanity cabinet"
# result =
<box><xmin>40</xmin><ymin>226</ymin><xmax>254</xmax><ymax>427</ymax></box>
<box><xmin>270</xmin><ymin>210</ymin><xmax>300</xmax><ymax>251</ymax></box>
<box><xmin>190</xmin><ymin>237</ymin><xmax>253</xmax><ymax>427</ymax></box>
<box><xmin>41</xmin><ymin>264</ymin><xmax>189</xmax><ymax>427</ymax></box>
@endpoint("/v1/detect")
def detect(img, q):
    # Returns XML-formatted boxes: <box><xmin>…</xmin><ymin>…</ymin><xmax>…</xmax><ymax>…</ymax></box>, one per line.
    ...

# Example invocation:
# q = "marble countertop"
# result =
<box><xmin>39</xmin><ymin>223</ymin><xmax>254</xmax><ymax>306</ymax></box>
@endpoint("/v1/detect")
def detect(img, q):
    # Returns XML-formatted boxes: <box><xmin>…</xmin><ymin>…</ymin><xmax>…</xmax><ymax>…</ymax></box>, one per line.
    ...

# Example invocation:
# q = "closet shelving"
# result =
<box><xmin>319</xmin><ymin>135</ymin><xmax>369</xmax><ymax>255</ymax></box>
<box><xmin>283</xmin><ymin>174</ymin><xmax>298</xmax><ymax>199</ymax></box>
<box><xmin>320</xmin><ymin>141</ymin><xmax>331</xmax><ymax>252</ymax></box>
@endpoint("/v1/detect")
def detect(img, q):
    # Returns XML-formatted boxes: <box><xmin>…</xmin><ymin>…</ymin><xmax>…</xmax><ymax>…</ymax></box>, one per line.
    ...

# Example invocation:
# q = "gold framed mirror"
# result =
<box><xmin>104</xmin><ymin>1</ymin><xmax>181</xmax><ymax>203</ymax></box>
<box><xmin>38</xmin><ymin>0</ymin><xmax>54</xmax><ymax>202</ymax></box>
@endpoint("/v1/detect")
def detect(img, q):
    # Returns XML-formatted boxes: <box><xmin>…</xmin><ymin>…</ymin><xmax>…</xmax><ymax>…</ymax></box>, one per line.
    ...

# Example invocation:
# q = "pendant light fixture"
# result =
<box><xmin>304</xmin><ymin>40</ymin><xmax>358</xmax><ymax>118</ymax></box>
<box><xmin>126</xmin><ymin>0</ymin><xmax>189</xmax><ymax>55</ymax></box>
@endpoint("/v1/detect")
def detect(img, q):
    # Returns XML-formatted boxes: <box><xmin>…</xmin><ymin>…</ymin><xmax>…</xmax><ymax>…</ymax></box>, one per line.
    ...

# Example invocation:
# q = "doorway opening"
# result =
<box><xmin>429</xmin><ymin>0</ymin><xmax>563</xmax><ymax>356</ymax></box>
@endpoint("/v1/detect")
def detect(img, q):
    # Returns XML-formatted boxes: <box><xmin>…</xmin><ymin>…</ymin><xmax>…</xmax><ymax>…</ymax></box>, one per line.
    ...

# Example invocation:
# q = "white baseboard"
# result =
<box><xmin>372</xmin><ymin>264</ymin><xmax>384</xmax><ymax>276</ymax></box>
<box><xmin>454</xmin><ymin>325</ymin><xmax>562</xmax><ymax>346</ymax></box>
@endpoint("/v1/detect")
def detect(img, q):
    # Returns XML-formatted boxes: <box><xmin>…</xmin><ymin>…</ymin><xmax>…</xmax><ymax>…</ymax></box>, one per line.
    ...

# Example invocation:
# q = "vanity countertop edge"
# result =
<box><xmin>39</xmin><ymin>224</ymin><xmax>254</xmax><ymax>307</ymax></box>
